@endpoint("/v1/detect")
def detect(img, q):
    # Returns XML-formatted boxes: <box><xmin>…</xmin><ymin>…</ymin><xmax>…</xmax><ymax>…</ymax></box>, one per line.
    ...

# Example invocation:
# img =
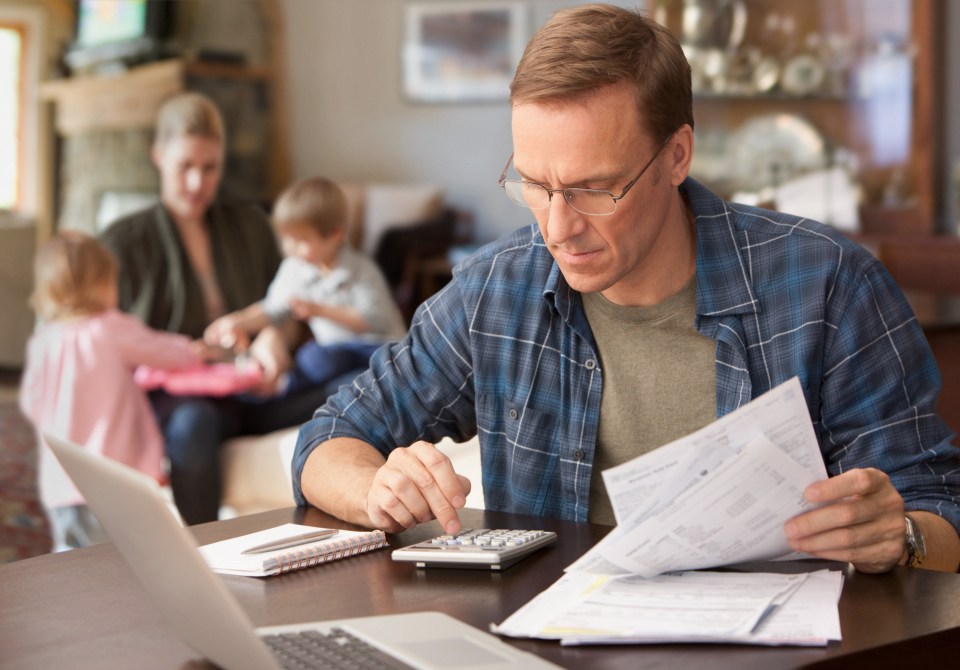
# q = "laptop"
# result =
<box><xmin>45</xmin><ymin>434</ymin><xmax>560</xmax><ymax>670</ymax></box>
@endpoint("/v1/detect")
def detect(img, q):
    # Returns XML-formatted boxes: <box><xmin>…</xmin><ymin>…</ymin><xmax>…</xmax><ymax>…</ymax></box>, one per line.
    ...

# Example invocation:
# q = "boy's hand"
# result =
<box><xmin>289</xmin><ymin>298</ymin><xmax>324</xmax><ymax>321</ymax></box>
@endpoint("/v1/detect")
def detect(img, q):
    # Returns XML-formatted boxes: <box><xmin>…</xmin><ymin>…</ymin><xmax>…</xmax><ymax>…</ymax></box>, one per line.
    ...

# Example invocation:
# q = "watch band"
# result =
<box><xmin>904</xmin><ymin>514</ymin><xmax>926</xmax><ymax>568</ymax></box>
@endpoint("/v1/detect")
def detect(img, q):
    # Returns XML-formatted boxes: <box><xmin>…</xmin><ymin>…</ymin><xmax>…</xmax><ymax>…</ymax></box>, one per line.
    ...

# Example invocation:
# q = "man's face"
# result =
<box><xmin>511</xmin><ymin>82</ymin><xmax>689</xmax><ymax>306</ymax></box>
<box><xmin>152</xmin><ymin>135</ymin><xmax>223</xmax><ymax>224</ymax></box>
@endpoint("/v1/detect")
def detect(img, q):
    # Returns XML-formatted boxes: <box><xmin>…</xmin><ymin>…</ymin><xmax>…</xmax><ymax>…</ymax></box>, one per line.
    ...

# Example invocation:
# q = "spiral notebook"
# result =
<box><xmin>199</xmin><ymin>524</ymin><xmax>388</xmax><ymax>577</ymax></box>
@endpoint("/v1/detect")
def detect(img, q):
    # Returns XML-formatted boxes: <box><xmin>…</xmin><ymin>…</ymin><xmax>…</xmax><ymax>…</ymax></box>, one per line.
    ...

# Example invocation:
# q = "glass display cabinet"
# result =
<box><xmin>653</xmin><ymin>0</ymin><xmax>942</xmax><ymax>236</ymax></box>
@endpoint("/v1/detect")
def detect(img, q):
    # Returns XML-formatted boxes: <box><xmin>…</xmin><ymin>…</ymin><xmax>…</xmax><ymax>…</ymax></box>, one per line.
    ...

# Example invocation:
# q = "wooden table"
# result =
<box><xmin>2</xmin><ymin>507</ymin><xmax>960</xmax><ymax>669</ymax></box>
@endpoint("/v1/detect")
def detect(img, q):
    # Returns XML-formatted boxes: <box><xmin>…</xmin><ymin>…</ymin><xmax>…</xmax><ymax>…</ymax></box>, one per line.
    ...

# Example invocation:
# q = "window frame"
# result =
<box><xmin>0</xmin><ymin>4</ymin><xmax>43</xmax><ymax>219</ymax></box>
<box><xmin>0</xmin><ymin>20</ymin><xmax>27</xmax><ymax>211</ymax></box>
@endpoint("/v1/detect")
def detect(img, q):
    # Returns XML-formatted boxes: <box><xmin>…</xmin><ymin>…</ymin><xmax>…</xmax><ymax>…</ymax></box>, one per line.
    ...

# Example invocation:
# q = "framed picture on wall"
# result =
<box><xmin>402</xmin><ymin>1</ymin><xmax>528</xmax><ymax>103</ymax></box>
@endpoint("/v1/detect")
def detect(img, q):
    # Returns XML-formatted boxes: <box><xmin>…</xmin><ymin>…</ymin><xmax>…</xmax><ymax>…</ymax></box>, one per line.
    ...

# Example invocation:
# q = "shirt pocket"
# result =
<box><xmin>478</xmin><ymin>392</ymin><xmax>559</xmax><ymax>516</ymax></box>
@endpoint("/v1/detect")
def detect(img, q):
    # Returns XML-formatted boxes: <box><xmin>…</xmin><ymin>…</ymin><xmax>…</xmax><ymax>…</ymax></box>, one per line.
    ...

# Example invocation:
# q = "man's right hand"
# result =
<box><xmin>366</xmin><ymin>441</ymin><xmax>471</xmax><ymax>534</ymax></box>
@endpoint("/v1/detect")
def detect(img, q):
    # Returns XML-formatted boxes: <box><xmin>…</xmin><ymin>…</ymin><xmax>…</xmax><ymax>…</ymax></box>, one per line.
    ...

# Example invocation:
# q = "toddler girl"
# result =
<box><xmin>19</xmin><ymin>231</ymin><xmax>205</xmax><ymax>551</ymax></box>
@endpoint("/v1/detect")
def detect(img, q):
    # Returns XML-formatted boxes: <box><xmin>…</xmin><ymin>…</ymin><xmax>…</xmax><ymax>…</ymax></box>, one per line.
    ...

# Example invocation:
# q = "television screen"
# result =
<box><xmin>66</xmin><ymin>0</ymin><xmax>173</xmax><ymax>72</ymax></box>
<box><xmin>75</xmin><ymin>0</ymin><xmax>148</xmax><ymax>48</ymax></box>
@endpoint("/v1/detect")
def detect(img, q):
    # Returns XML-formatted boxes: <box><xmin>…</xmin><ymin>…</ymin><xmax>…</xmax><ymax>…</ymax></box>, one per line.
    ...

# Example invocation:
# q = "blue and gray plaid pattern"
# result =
<box><xmin>294</xmin><ymin>178</ymin><xmax>959</xmax><ymax>529</ymax></box>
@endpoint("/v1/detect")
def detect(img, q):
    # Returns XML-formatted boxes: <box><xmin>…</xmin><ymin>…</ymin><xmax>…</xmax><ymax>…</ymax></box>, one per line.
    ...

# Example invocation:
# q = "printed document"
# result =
<box><xmin>493</xmin><ymin>568</ymin><xmax>843</xmax><ymax>646</ymax></box>
<box><xmin>567</xmin><ymin>377</ymin><xmax>828</xmax><ymax>577</ymax></box>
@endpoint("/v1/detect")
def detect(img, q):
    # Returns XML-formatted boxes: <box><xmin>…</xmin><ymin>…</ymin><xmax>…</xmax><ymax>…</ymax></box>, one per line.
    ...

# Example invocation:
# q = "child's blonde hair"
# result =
<box><xmin>30</xmin><ymin>231</ymin><xmax>118</xmax><ymax>321</ymax></box>
<box><xmin>271</xmin><ymin>177</ymin><xmax>348</xmax><ymax>238</ymax></box>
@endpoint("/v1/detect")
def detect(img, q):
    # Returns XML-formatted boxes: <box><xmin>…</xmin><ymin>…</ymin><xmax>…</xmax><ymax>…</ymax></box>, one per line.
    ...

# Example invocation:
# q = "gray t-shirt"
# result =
<box><xmin>262</xmin><ymin>246</ymin><xmax>406</xmax><ymax>344</ymax></box>
<box><xmin>582</xmin><ymin>277</ymin><xmax>715</xmax><ymax>525</ymax></box>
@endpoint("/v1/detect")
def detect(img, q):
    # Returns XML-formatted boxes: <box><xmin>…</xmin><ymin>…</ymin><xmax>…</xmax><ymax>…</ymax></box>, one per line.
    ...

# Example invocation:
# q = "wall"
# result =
<box><xmin>282</xmin><ymin>0</ymin><xmax>633</xmax><ymax>243</ymax></box>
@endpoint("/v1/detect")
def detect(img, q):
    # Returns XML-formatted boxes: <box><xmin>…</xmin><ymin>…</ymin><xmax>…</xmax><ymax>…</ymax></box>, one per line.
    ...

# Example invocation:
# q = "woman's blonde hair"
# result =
<box><xmin>30</xmin><ymin>231</ymin><xmax>118</xmax><ymax>321</ymax></box>
<box><xmin>154</xmin><ymin>92</ymin><xmax>225</xmax><ymax>148</ymax></box>
<box><xmin>271</xmin><ymin>177</ymin><xmax>348</xmax><ymax>238</ymax></box>
<box><xmin>510</xmin><ymin>3</ymin><xmax>693</xmax><ymax>142</ymax></box>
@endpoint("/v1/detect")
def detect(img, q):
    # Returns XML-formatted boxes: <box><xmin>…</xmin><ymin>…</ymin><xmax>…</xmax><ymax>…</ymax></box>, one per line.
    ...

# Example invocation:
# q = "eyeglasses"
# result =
<box><xmin>497</xmin><ymin>134</ymin><xmax>674</xmax><ymax>216</ymax></box>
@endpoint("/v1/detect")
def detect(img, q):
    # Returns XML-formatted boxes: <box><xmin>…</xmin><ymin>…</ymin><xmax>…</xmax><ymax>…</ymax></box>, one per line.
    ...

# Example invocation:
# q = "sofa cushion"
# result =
<box><xmin>219</xmin><ymin>427</ymin><xmax>299</xmax><ymax>517</ymax></box>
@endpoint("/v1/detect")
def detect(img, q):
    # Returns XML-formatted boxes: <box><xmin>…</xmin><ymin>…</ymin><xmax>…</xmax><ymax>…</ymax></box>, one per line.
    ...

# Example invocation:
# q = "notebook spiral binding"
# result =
<box><xmin>276</xmin><ymin>531</ymin><xmax>388</xmax><ymax>574</ymax></box>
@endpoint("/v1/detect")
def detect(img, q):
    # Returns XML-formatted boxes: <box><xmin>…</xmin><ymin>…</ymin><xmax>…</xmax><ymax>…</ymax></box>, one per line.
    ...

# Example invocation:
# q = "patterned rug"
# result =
<box><xmin>0</xmin><ymin>398</ymin><xmax>52</xmax><ymax>562</ymax></box>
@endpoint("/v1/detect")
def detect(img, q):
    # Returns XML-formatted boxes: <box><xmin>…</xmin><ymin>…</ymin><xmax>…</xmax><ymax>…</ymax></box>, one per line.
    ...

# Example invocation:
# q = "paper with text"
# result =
<box><xmin>492</xmin><ymin>569</ymin><xmax>843</xmax><ymax>645</ymax></box>
<box><xmin>568</xmin><ymin>377</ymin><xmax>827</xmax><ymax>576</ymax></box>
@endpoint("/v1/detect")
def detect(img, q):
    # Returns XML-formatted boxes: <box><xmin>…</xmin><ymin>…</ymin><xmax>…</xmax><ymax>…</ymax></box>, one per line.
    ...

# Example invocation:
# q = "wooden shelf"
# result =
<box><xmin>40</xmin><ymin>60</ymin><xmax>186</xmax><ymax>136</ymax></box>
<box><xmin>39</xmin><ymin>59</ymin><xmax>271</xmax><ymax>137</ymax></box>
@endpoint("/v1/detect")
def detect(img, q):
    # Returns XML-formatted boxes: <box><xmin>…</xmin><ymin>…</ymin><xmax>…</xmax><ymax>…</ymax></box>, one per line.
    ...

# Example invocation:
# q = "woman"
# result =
<box><xmin>100</xmin><ymin>92</ymin><xmax>328</xmax><ymax>524</ymax></box>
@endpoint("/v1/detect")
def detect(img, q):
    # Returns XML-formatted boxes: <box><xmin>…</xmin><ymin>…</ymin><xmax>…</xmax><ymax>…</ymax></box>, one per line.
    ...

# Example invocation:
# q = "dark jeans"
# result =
<box><xmin>285</xmin><ymin>340</ymin><xmax>382</xmax><ymax>396</ymax></box>
<box><xmin>150</xmin><ymin>382</ymin><xmax>336</xmax><ymax>525</ymax></box>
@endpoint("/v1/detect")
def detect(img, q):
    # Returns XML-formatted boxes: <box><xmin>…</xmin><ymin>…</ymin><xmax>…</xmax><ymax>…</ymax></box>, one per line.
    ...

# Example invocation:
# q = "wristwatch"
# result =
<box><xmin>903</xmin><ymin>514</ymin><xmax>926</xmax><ymax>568</ymax></box>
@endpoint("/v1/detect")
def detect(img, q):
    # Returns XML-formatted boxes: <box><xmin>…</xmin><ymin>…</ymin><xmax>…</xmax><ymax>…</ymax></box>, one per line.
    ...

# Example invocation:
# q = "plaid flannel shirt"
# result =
<box><xmin>293</xmin><ymin>178</ymin><xmax>960</xmax><ymax>530</ymax></box>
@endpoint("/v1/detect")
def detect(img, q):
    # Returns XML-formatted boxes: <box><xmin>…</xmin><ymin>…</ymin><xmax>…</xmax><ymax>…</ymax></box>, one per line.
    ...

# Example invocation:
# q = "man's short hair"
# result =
<box><xmin>154</xmin><ymin>92</ymin><xmax>225</xmax><ymax>148</ymax></box>
<box><xmin>510</xmin><ymin>3</ymin><xmax>693</xmax><ymax>142</ymax></box>
<box><xmin>272</xmin><ymin>177</ymin><xmax>348</xmax><ymax>238</ymax></box>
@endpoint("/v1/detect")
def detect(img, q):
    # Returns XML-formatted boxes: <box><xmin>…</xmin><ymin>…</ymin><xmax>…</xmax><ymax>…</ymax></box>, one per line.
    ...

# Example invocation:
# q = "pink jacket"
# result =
<box><xmin>19</xmin><ymin>309</ymin><xmax>201</xmax><ymax>509</ymax></box>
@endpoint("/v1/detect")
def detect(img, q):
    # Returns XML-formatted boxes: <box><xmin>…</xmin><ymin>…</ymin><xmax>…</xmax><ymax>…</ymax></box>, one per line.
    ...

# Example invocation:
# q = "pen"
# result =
<box><xmin>241</xmin><ymin>529</ymin><xmax>339</xmax><ymax>555</ymax></box>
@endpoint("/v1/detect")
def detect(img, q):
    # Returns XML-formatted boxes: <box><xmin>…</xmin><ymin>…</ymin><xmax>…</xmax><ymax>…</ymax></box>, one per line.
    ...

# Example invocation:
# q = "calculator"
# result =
<box><xmin>391</xmin><ymin>528</ymin><xmax>558</xmax><ymax>570</ymax></box>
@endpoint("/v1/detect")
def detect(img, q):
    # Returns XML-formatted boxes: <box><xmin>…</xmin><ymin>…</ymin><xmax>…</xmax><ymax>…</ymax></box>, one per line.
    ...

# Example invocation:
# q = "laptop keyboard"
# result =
<box><xmin>263</xmin><ymin>628</ymin><xmax>416</xmax><ymax>670</ymax></box>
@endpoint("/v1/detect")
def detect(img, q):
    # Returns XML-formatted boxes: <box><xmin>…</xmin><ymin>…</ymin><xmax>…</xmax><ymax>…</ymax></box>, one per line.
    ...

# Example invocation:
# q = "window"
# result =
<box><xmin>0</xmin><ymin>22</ymin><xmax>24</xmax><ymax>210</ymax></box>
<box><xmin>0</xmin><ymin>2</ymin><xmax>43</xmax><ymax>219</ymax></box>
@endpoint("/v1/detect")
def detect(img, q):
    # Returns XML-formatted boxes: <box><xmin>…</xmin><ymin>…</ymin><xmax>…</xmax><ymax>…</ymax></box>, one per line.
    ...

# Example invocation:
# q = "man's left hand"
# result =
<box><xmin>785</xmin><ymin>467</ymin><xmax>905</xmax><ymax>573</ymax></box>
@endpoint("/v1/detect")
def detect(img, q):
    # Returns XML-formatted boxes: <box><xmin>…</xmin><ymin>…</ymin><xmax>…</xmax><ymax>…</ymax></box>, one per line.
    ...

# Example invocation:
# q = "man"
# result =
<box><xmin>294</xmin><ymin>4</ymin><xmax>960</xmax><ymax>573</ymax></box>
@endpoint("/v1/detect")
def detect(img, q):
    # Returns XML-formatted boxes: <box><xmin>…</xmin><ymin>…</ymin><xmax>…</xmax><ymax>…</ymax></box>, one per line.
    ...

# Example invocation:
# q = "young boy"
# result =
<box><xmin>205</xmin><ymin>177</ymin><xmax>406</xmax><ymax>394</ymax></box>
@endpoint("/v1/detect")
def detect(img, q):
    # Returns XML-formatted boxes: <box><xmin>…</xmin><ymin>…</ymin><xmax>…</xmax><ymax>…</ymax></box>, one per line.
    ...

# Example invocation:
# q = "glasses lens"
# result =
<box><xmin>564</xmin><ymin>189</ymin><xmax>616</xmax><ymax>216</ymax></box>
<box><xmin>504</xmin><ymin>181</ymin><xmax>550</xmax><ymax>210</ymax></box>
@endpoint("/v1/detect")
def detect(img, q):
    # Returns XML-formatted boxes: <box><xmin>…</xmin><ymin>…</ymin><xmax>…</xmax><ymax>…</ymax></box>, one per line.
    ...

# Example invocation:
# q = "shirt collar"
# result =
<box><xmin>540</xmin><ymin>177</ymin><xmax>760</xmax><ymax>322</ymax></box>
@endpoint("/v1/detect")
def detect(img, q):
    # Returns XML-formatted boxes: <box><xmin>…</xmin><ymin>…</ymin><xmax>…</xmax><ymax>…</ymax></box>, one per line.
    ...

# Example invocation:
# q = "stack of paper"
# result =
<box><xmin>494</xmin><ymin>378</ymin><xmax>844</xmax><ymax>646</ymax></box>
<box><xmin>492</xmin><ymin>568</ymin><xmax>843</xmax><ymax>646</ymax></box>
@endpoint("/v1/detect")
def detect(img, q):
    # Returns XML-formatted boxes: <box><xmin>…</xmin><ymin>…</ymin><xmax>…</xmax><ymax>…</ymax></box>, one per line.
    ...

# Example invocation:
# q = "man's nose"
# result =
<box><xmin>544</xmin><ymin>192</ymin><xmax>585</xmax><ymax>243</ymax></box>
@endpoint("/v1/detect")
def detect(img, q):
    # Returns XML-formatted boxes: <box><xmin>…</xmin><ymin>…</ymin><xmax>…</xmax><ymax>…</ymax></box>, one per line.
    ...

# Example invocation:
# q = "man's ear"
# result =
<box><xmin>668</xmin><ymin>124</ymin><xmax>694</xmax><ymax>187</ymax></box>
<box><xmin>150</xmin><ymin>143</ymin><xmax>162</xmax><ymax>170</ymax></box>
